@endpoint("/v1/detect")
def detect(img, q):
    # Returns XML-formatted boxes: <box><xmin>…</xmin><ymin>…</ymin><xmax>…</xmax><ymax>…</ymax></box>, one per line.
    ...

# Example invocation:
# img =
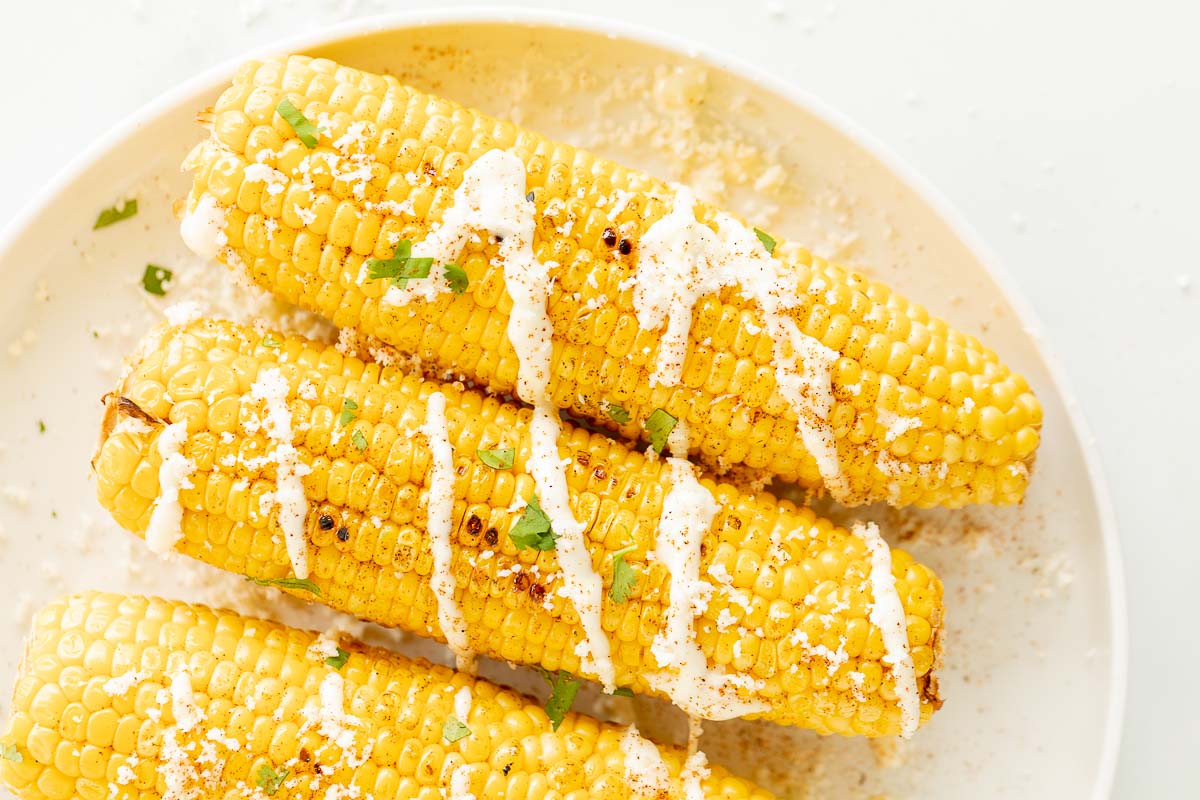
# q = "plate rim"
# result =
<box><xmin>0</xmin><ymin>8</ymin><xmax>1128</xmax><ymax>796</ymax></box>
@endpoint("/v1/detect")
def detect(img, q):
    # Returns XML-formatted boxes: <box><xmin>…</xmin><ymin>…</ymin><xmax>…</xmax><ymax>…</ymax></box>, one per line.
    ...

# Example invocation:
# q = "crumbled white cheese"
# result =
<box><xmin>103</xmin><ymin>670</ymin><xmax>149</xmax><ymax>697</ymax></box>
<box><xmin>877</xmin><ymin>409</ymin><xmax>922</xmax><ymax>442</ymax></box>
<box><xmin>163</xmin><ymin>301</ymin><xmax>205</xmax><ymax>326</ymax></box>
<box><xmin>169</xmin><ymin>669</ymin><xmax>202</xmax><ymax>733</ymax></box>
<box><xmin>306</xmin><ymin>636</ymin><xmax>341</xmax><ymax>663</ymax></box>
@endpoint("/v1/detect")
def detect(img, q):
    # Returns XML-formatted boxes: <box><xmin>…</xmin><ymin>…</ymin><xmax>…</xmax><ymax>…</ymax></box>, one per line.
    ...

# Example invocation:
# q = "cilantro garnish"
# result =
<box><xmin>94</xmin><ymin>199</ymin><xmax>138</xmax><ymax>229</ymax></box>
<box><xmin>255</xmin><ymin>763</ymin><xmax>289</xmax><ymax>796</ymax></box>
<box><xmin>477</xmin><ymin>448</ymin><xmax>515</xmax><ymax>470</ymax></box>
<box><xmin>605</xmin><ymin>404</ymin><xmax>632</xmax><ymax>425</ymax></box>
<box><xmin>141</xmin><ymin>264</ymin><xmax>173</xmax><ymax>296</ymax></box>
<box><xmin>644</xmin><ymin>408</ymin><xmax>678</xmax><ymax>454</ymax></box>
<box><xmin>245</xmin><ymin>576</ymin><xmax>321</xmax><ymax>595</ymax></box>
<box><xmin>443</xmin><ymin>716</ymin><xmax>471</xmax><ymax>743</ymax></box>
<box><xmin>444</xmin><ymin>263</ymin><xmax>469</xmax><ymax>294</ymax></box>
<box><xmin>754</xmin><ymin>228</ymin><xmax>776</xmax><ymax>255</ymax></box>
<box><xmin>276</xmin><ymin>99</ymin><xmax>319</xmax><ymax>148</ymax></box>
<box><xmin>366</xmin><ymin>240</ymin><xmax>434</xmax><ymax>289</ymax></box>
<box><xmin>609</xmin><ymin>544</ymin><xmax>638</xmax><ymax>603</ymax></box>
<box><xmin>325</xmin><ymin>647</ymin><xmax>349</xmax><ymax>670</ymax></box>
<box><xmin>541</xmin><ymin>669</ymin><xmax>581</xmax><ymax>731</ymax></box>
<box><xmin>339</xmin><ymin>398</ymin><xmax>358</xmax><ymax>427</ymax></box>
<box><xmin>509</xmin><ymin>495</ymin><xmax>557</xmax><ymax>551</ymax></box>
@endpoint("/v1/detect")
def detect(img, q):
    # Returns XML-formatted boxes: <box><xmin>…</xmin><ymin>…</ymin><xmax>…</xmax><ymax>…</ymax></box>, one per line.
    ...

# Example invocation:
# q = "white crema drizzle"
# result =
<box><xmin>647</xmin><ymin>420</ymin><xmax>769</xmax><ymax>720</ymax></box>
<box><xmin>377</xmin><ymin>149</ymin><xmax>615</xmax><ymax>691</ymax></box>
<box><xmin>249</xmin><ymin>368</ymin><xmax>312</xmax><ymax>580</ymax></box>
<box><xmin>852</xmin><ymin>521</ymin><xmax>920</xmax><ymax>737</ymax></box>
<box><xmin>422</xmin><ymin>391</ymin><xmax>475</xmax><ymax>672</ymax></box>
<box><xmin>632</xmin><ymin>187</ymin><xmax>847</xmax><ymax>500</ymax></box>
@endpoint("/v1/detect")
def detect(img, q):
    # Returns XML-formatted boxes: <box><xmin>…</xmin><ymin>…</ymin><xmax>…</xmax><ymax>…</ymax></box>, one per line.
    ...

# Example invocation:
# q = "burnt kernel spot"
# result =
<box><xmin>466</xmin><ymin>515</ymin><xmax>483</xmax><ymax>536</ymax></box>
<box><xmin>299</xmin><ymin>748</ymin><xmax>311</xmax><ymax>763</ymax></box>
<box><xmin>576</xmin><ymin>452</ymin><xmax>591</xmax><ymax>467</ymax></box>
<box><xmin>502</xmin><ymin>765</ymin><xmax>512</xmax><ymax>776</ymax></box>
<box><xmin>493</xmin><ymin>234</ymin><xmax>504</xmax><ymax>244</ymax></box>
<box><xmin>336</xmin><ymin>527</ymin><xmax>350</xmax><ymax>542</ymax></box>
<box><xmin>625</xmin><ymin>489</ymin><xmax>636</xmax><ymax>500</ymax></box>
<box><xmin>529</xmin><ymin>583</ymin><xmax>546</xmax><ymax>602</ymax></box>
<box><xmin>592</xmin><ymin>466</ymin><xmax>607</xmax><ymax>481</ymax></box>
<box><xmin>318</xmin><ymin>514</ymin><xmax>335</xmax><ymax>531</ymax></box>
<box><xmin>484</xmin><ymin>527</ymin><xmax>499</xmax><ymax>546</ymax></box>
<box><xmin>618</xmin><ymin>238</ymin><xmax>633</xmax><ymax>255</ymax></box>
<box><xmin>602</xmin><ymin>227</ymin><xmax>617</xmax><ymax>247</ymax></box>
<box><xmin>455</xmin><ymin>464</ymin><xmax>468</xmax><ymax>478</ymax></box>
<box><xmin>728</xmin><ymin>516</ymin><xmax>743</xmax><ymax>530</ymax></box>
<box><xmin>422</xmin><ymin>162</ymin><xmax>437</xmax><ymax>178</ymax></box>
<box><xmin>513</xmin><ymin>572</ymin><xmax>529</xmax><ymax>592</ymax></box>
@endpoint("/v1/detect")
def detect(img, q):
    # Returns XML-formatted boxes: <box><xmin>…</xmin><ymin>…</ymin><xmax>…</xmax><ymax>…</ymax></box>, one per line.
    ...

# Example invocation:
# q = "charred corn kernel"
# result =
<box><xmin>182</xmin><ymin>54</ymin><xmax>1040</xmax><ymax>508</ymax></box>
<box><xmin>0</xmin><ymin>593</ymin><xmax>774</xmax><ymax>800</ymax></box>
<box><xmin>92</xmin><ymin>319</ymin><xmax>943</xmax><ymax>735</ymax></box>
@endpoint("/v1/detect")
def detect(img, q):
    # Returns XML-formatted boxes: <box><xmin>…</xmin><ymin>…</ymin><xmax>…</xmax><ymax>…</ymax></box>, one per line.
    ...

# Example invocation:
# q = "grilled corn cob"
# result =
<box><xmin>0</xmin><ymin>592</ymin><xmax>775</xmax><ymax>800</ymax></box>
<box><xmin>181</xmin><ymin>53</ymin><xmax>1040</xmax><ymax>508</ymax></box>
<box><xmin>93</xmin><ymin>318</ymin><xmax>943</xmax><ymax>736</ymax></box>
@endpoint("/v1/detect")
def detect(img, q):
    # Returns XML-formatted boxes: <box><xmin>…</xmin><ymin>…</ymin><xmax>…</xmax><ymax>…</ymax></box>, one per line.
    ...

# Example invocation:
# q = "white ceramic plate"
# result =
<box><xmin>0</xmin><ymin>11</ymin><xmax>1124</xmax><ymax>800</ymax></box>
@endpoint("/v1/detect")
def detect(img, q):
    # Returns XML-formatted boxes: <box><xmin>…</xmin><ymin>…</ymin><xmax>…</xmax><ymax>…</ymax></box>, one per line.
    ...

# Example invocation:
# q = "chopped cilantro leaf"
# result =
<box><xmin>141</xmin><ymin>264</ymin><xmax>173</xmax><ymax>296</ymax></box>
<box><xmin>605</xmin><ymin>404</ymin><xmax>632</xmax><ymax>425</ymax></box>
<box><xmin>644</xmin><ymin>408</ymin><xmax>678</xmax><ymax>454</ymax></box>
<box><xmin>541</xmin><ymin>669</ymin><xmax>581</xmax><ymax>731</ymax></box>
<box><xmin>245</xmin><ymin>576</ymin><xmax>321</xmax><ymax>595</ymax></box>
<box><xmin>255</xmin><ymin>763</ymin><xmax>289</xmax><ymax>796</ymax></box>
<box><xmin>325</xmin><ymin>647</ymin><xmax>350</xmax><ymax>670</ymax></box>
<box><xmin>612</xmin><ymin>687</ymin><xmax>635</xmax><ymax>698</ymax></box>
<box><xmin>260</xmin><ymin>334</ymin><xmax>281</xmax><ymax>349</ymax></box>
<box><xmin>754</xmin><ymin>228</ymin><xmax>776</xmax><ymax>255</ymax></box>
<box><xmin>0</xmin><ymin>743</ymin><xmax>22</xmax><ymax>763</ymax></box>
<box><xmin>477</xmin><ymin>448</ymin><xmax>515</xmax><ymax>470</ymax></box>
<box><xmin>365</xmin><ymin>240</ymin><xmax>434</xmax><ymax>288</ymax></box>
<box><xmin>509</xmin><ymin>495</ymin><xmax>557</xmax><ymax>551</ymax></box>
<box><xmin>443</xmin><ymin>716</ymin><xmax>471</xmax><ymax>743</ymax></box>
<box><xmin>93</xmin><ymin>199</ymin><xmax>138</xmax><ymax>229</ymax></box>
<box><xmin>276</xmin><ymin>98</ymin><xmax>319</xmax><ymax>148</ymax></box>
<box><xmin>339</xmin><ymin>398</ymin><xmax>358</xmax><ymax>427</ymax></box>
<box><xmin>444</xmin><ymin>263</ymin><xmax>469</xmax><ymax>294</ymax></box>
<box><xmin>351</xmin><ymin>429</ymin><xmax>368</xmax><ymax>452</ymax></box>
<box><xmin>609</xmin><ymin>544</ymin><xmax>638</xmax><ymax>603</ymax></box>
<box><xmin>37</xmin><ymin>420</ymin><xmax>46</xmax><ymax>434</ymax></box>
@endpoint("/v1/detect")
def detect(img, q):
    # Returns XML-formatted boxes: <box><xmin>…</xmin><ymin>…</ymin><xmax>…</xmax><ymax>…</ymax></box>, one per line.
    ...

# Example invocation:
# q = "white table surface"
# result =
<box><xmin>2</xmin><ymin>1</ymin><xmax>1196</xmax><ymax>796</ymax></box>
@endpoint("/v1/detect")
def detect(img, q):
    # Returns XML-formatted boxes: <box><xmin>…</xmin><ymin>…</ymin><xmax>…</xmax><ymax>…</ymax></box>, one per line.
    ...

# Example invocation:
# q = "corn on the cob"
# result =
<box><xmin>93</xmin><ymin>319</ymin><xmax>943</xmax><ymax>737</ymax></box>
<box><xmin>0</xmin><ymin>592</ymin><xmax>775</xmax><ymax>800</ymax></box>
<box><xmin>181</xmin><ymin>53</ymin><xmax>1040</xmax><ymax>508</ymax></box>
